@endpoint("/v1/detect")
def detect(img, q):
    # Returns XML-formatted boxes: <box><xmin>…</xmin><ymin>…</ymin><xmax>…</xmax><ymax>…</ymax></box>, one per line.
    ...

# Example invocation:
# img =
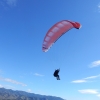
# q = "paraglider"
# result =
<box><xmin>42</xmin><ymin>20</ymin><xmax>82</xmax><ymax>80</ymax></box>
<box><xmin>53</xmin><ymin>69</ymin><xmax>60</xmax><ymax>80</ymax></box>
<box><xmin>42</xmin><ymin>20</ymin><xmax>81</xmax><ymax>52</ymax></box>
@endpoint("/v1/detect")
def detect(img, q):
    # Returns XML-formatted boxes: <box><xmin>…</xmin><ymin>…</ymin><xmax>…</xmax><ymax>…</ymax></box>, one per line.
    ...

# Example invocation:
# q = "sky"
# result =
<box><xmin>0</xmin><ymin>0</ymin><xmax>100</xmax><ymax>100</ymax></box>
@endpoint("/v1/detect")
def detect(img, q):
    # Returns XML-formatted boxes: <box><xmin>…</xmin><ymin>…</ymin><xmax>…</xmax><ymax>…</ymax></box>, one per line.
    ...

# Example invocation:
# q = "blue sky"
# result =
<box><xmin>0</xmin><ymin>0</ymin><xmax>100</xmax><ymax>100</ymax></box>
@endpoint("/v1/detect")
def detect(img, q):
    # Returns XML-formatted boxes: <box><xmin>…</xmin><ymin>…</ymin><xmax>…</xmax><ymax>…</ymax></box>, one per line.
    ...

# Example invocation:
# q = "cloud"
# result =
<box><xmin>78</xmin><ymin>89</ymin><xmax>98</xmax><ymax>94</ymax></box>
<box><xmin>97</xmin><ymin>94</ymin><xmax>100</xmax><ymax>97</ymax></box>
<box><xmin>6</xmin><ymin>0</ymin><xmax>17</xmax><ymax>6</ymax></box>
<box><xmin>0</xmin><ymin>0</ymin><xmax>17</xmax><ymax>8</ymax></box>
<box><xmin>84</xmin><ymin>75</ymin><xmax>100</xmax><ymax>79</ymax></box>
<box><xmin>0</xmin><ymin>77</ymin><xmax>27</xmax><ymax>86</ymax></box>
<box><xmin>36</xmin><ymin>90</ymin><xmax>47</xmax><ymax>95</ymax></box>
<box><xmin>78</xmin><ymin>89</ymin><xmax>100</xmax><ymax>98</ymax></box>
<box><xmin>98</xmin><ymin>2</ymin><xmax>100</xmax><ymax>12</ymax></box>
<box><xmin>71</xmin><ymin>79</ymin><xmax>87</xmax><ymax>83</ymax></box>
<box><xmin>34</xmin><ymin>73</ymin><xmax>44</xmax><ymax>77</ymax></box>
<box><xmin>0</xmin><ymin>84</ymin><xmax>3</xmax><ymax>88</ymax></box>
<box><xmin>89</xmin><ymin>60</ymin><xmax>100</xmax><ymax>68</ymax></box>
<box><xmin>0</xmin><ymin>84</ymin><xmax>15</xmax><ymax>90</ymax></box>
<box><xmin>27</xmin><ymin>89</ymin><xmax>32</xmax><ymax>93</ymax></box>
<box><xmin>71</xmin><ymin>74</ymin><xmax>100</xmax><ymax>83</ymax></box>
<box><xmin>4</xmin><ymin>85</ymin><xmax>15</xmax><ymax>89</ymax></box>
<box><xmin>72</xmin><ymin>60</ymin><xmax>100</xmax><ymax>83</ymax></box>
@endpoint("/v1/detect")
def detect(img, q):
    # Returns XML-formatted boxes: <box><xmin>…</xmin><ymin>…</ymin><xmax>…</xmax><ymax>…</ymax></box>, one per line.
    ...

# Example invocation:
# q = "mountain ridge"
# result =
<box><xmin>0</xmin><ymin>88</ymin><xmax>65</xmax><ymax>100</ymax></box>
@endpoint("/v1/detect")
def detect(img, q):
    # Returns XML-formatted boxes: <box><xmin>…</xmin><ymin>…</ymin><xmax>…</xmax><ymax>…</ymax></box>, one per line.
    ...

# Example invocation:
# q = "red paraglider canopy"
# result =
<box><xmin>42</xmin><ymin>20</ymin><xmax>81</xmax><ymax>52</ymax></box>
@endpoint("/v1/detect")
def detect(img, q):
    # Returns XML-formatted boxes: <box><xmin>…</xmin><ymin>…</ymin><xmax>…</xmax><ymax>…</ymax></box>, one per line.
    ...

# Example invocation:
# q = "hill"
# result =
<box><xmin>0</xmin><ymin>88</ymin><xmax>65</xmax><ymax>100</ymax></box>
